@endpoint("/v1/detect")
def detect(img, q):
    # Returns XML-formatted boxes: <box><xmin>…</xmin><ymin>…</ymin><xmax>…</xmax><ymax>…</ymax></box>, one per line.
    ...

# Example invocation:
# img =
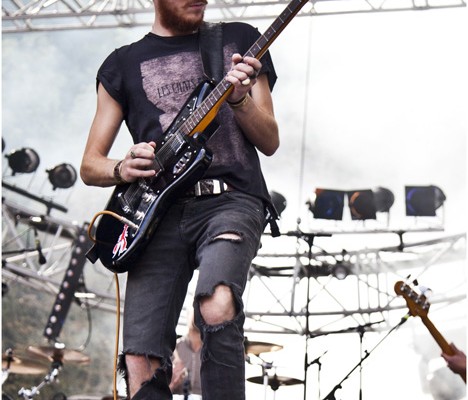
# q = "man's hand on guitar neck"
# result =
<box><xmin>225</xmin><ymin>54</ymin><xmax>261</xmax><ymax>104</ymax></box>
<box><xmin>442</xmin><ymin>342</ymin><xmax>467</xmax><ymax>383</ymax></box>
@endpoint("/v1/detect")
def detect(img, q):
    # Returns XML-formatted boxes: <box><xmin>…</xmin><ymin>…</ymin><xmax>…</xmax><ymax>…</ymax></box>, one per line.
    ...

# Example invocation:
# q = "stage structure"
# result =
<box><xmin>2</xmin><ymin>145</ymin><xmax>466</xmax><ymax>399</ymax></box>
<box><xmin>2</xmin><ymin>0</ymin><xmax>466</xmax><ymax>33</ymax></box>
<box><xmin>2</xmin><ymin>155</ymin><xmax>466</xmax><ymax>330</ymax></box>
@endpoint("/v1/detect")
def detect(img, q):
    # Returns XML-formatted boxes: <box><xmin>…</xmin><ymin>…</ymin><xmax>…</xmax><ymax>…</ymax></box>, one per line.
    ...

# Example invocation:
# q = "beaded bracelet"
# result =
<box><xmin>227</xmin><ymin>95</ymin><xmax>249</xmax><ymax>109</ymax></box>
<box><xmin>113</xmin><ymin>160</ymin><xmax>127</xmax><ymax>185</ymax></box>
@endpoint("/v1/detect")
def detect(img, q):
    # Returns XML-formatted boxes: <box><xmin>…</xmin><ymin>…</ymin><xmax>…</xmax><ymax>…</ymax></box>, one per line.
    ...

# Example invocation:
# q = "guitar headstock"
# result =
<box><xmin>394</xmin><ymin>280</ymin><xmax>430</xmax><ymax>318</ymax></box>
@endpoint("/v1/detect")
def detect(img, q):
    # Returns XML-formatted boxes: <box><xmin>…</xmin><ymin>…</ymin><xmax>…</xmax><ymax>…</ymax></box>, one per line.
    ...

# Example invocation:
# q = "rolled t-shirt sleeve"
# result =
<box><xmin>96</xmin><ymin>50</ymin><xmax>128</xmax><ymax>113</ymax></box>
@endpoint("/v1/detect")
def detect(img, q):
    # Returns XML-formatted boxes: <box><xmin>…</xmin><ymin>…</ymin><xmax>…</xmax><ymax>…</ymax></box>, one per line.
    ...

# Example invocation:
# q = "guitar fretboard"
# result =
<box><xmin>179</xmin><ymin>0</ymin><xmax>310</xmax><ymax>137</ymax></box>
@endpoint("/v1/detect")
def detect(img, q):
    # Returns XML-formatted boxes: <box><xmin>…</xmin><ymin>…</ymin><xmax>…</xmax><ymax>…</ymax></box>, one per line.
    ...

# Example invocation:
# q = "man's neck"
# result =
<box><xmin>151</xmin><ymin>21</ymin><xmax>198</xmax><ymax>37</ymax></box>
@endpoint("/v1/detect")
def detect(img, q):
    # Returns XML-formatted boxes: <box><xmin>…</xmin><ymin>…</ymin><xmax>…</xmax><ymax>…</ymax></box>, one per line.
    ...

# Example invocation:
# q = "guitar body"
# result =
<box><xmin>92</xmin><ymin>82</ymin><xmax>214</xmax><ymax>273</ymax></box>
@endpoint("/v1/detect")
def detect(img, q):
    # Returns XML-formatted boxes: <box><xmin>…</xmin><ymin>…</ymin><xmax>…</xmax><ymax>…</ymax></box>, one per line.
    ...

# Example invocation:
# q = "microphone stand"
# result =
<box><xmin>308</xmin><ymin>351</ymin><xmax>327</xmax><ymax>399</ymax></box>
<box><xmin>321</xmin><ymin>314</ymin><xmax>410</xmax><ymax>400</ymax></box>
<box><xmin>352</xmin><ymin>321</ymin><xmax>384</xmax><ymax>400</ymax></box>
<box><xmin>284</xmin><ymin>229</ymin><xmax>332</xmax><ymax>400</ymax></box>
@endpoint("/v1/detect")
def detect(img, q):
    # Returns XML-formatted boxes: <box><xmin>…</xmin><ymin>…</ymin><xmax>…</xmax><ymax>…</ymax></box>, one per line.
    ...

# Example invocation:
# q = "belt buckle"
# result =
<box><xmin>193</xmin><ymin>179</ymin><xmax>225</xmax><ymax>197</ymax></box>
<box><xmin>194</xmin><ymin>181</ymin><xmax>203</xmax><ymax>196</ymax></box>
<box><xmin>211</xmin><ymin>179</ymin><xmax>223</xmax><ymax>195</ymax></box>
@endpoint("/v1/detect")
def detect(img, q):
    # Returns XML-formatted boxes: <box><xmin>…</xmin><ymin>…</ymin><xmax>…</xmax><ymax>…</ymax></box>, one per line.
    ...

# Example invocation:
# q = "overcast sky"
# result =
<box><xmin>2</xmin><ymin>5</ymin><xmax>467</xmax><ymax>400</ymax></box>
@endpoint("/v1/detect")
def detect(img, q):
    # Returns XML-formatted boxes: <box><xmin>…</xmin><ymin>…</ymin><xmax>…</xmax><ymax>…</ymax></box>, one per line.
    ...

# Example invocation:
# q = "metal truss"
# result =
<box><xmin>2</xmin><ymin>0</ymin><xmax>466</xmax><ymax>33</ymax></box>
<box><xmin>244</xmin><ymin>230</ymin><xmax>466</xmax><ymax>336</ymax></box>
<box><xmin>2</xmin><ymin>188</ymin><xmax>466</xmax><ymax>337</ymax></box>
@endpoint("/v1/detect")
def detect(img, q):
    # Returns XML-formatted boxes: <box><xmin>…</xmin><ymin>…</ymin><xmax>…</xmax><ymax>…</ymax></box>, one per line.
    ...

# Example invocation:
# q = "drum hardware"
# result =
<box><xmin>244</xmin><ymin>339</ymin><xmax>283</xmax><ymax>356</ymax></box>
<box><xmin>26</xmin><ymin>345</ymin><xmax>91</xmax><ymax>364</ymax></box>
<box><xmin>18</xmin><ymin>359</ymin><xmax>62</xmax><ymax>399</ymax></box>
<box><xmin>16</xmin><ymin>343</ymin><xmax>90</xmax><ymax>399</ymax></box>
<box><xmin>246</xmin><ymin>348</ymin><xmax>301</xmax><ymax>400</ymax></box>
<box><xmin>247</xmin><ymin>370</ymin><xmax>303</xmax><ymax>400</ymax></box>
<box><xmin>247</xmin><ymin>374</ymin><xmax>303</xmax><ymax>388</ymax></box>
<box><xmin>2</xmin><ymin>349</ymin><xmax>48</xmax><ymax>385</ymax></box>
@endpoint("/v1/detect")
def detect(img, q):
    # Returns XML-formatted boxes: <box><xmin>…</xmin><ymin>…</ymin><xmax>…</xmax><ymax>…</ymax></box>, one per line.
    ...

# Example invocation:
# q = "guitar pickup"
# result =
<box><xmin>173</xmin><ymin>151</ymin><xmax>193</xmax><ymax>175</ymax></box>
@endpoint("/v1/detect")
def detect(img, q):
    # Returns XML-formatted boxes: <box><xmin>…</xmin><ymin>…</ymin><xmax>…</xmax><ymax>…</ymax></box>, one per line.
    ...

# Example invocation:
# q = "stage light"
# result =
<box><xmin>306</xmin><ymin>189</ymin><xmax>345</xmax><ymax>220</ymax></box>
<box><xmin>405</xmin><ymin>185</ymin><xmax>446</xmax><ymax>216</ymax></box>
<box><xmin>47</xmin><ymin>163</ymin><xmax>77</xmax><ymax>190</ymax></box>
<box><xmin>373</xmin><ymin>186</ymin><xmax>395</xmax><ymax>213</ymax></box>
<box><xmin>331</xmin><ymin>261</ymin><xmax>351</xmax><ymax>280</ymax></box>
<box><xmin>347</xmin><ymin>189</ymin><xmax>376</xmax><ymax>220</ymax></box>
<box><xmin>347</xmin><ymin>187</ymin><xmax>395</xmax><ymax>220</ymax></box>
<box><xmin>5</xmin><ymin>147</ymin><xmax>40</xmax><ymax>175</ymax></box>
<box><xmin>269</xmin><ymin>191</ymin><xmax>287</xmax><ymax>216</ymax></box>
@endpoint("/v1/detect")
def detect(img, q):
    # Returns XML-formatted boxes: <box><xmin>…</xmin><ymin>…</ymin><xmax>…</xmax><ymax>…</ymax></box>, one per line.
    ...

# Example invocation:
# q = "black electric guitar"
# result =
<box><xmin>88</xmin><ymin>0</ymin><xmax>310</xmax><ymax>273</ymax></box>
<box><xmin>394</xmin><ymin>281</ymin><xmax>466</xmax><ymax>382</ymax></box>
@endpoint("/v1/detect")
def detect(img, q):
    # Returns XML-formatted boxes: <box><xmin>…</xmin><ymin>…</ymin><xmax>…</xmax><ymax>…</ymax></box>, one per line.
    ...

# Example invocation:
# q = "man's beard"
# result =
<box><xmin>157</xmin><ymin>0</ymin><xmax>205</xmax><ymax>34</ymax></box>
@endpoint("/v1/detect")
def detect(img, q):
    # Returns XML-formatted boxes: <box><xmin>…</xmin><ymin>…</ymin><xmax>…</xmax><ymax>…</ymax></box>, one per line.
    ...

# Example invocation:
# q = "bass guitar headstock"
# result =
<box><xmin>394</xmin><ymin>280</ymin><xmax>430</xmax><ymax>318</ymax></box>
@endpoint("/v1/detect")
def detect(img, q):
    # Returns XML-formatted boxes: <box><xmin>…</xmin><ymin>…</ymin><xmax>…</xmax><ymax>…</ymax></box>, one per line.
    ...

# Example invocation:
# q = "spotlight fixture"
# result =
<box><xmin>47</xmin><ymin>163</ymin><xmax>77</xmax><ymax>190</ymax></box>
<box><xmin>307</xmin><ymin>189</ymin><xmax>345</xmax><ymax>220</ymax></box>
<box><xmin>331</xmin><ymin>261</ymin><xmax>351</xmax><ymax>280</ymax></box>
<box><xmin>405</xmin><ymin>185</ymin><xmax>446</xmax><ymax>216</ymax></box>
<box><xmin>347</xmin><ymin>187</ymin><xmax>395</xmax><ymax>220</ymax></box>
<box><xmin>269</xmin><ymin>191</ymin><xmax>287</xmax><ymax>216</ymax></box>
<box><xmin>5</xmin><ymin>147</ymin><xmax>40</xmax><ymax>175</ymax></box>
<box><xmin>347</xmin><ymin>189</ymin><xmax>376</xmax><ymax>220</ymax></box>
<box><xmin>373</xmin><ymin>186</ymin><xmax>395</xmax><ymax>213</ymax></box>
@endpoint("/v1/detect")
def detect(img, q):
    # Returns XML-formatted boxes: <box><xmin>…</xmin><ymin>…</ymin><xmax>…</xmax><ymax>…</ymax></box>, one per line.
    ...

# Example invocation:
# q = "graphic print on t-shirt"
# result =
<box><xmin>141</xmin><ymin>50</ymin><xmax>204</xmax><ymax>131</ymax></box>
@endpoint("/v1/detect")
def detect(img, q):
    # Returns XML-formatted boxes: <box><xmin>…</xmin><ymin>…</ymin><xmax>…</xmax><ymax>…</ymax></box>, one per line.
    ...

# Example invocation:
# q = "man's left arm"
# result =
<box><xmin>226</xmin><ymin>55</ymin><xmax>279</xmax><ymax>156</ymax></box>
<box><xmin>230</xmin><ymin>74</ymin><xmax>279</xmax><ymax>156</ymax></box>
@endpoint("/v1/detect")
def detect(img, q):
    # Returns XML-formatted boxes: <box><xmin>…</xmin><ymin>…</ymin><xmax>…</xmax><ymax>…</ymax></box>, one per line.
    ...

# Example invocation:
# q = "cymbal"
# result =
<box><xmin>2</xmin><ymin>354</ymin><xmax>48</xmax><ymax>375</ymax></box>
<box><xmin>27</xmin><ymin>345</ymin><xmax>90</xmax><ymax>364</ymax></box>
<box><xmin>247</xmin><ymin>374</ymin><xmax>303</xmax><ymax>390</ymax></box>
<box><xmin>244</xmin><ymin>340</ymin><xmax>283</xmax><ymax>355</ymax></box>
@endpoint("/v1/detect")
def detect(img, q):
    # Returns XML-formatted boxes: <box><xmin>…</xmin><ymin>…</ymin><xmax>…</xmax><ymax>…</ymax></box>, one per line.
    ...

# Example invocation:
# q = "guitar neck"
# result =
<box><xmin>420</xmin><ymin>315</ymin><xmax>454</xmax><ymax>355</ymax></box>
<box><xmin>180</xmin><ymin>0</ymin><xmax>310</xmax><ymax>137</ymax></box>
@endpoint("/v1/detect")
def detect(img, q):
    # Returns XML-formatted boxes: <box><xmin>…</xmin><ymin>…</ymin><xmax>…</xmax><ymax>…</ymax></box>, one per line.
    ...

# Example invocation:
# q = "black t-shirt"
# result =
<box><xmin>97</xmin><ymin>22</ymin><xmax>277</xmax><ymax>205</ymax></box>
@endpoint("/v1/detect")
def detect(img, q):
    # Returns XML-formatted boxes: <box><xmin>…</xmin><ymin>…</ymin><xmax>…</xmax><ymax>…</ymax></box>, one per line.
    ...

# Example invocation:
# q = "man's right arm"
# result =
<box><xmin>80</xmin><ymin>83</ymin><xmax>156</xmax><ymax>187</ymax></box>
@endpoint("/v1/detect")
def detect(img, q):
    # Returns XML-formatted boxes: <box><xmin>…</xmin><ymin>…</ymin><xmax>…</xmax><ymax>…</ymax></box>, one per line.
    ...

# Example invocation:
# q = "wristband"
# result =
<box><xmin>227</xmin><ymin>95</ymin><xmax>249</xmax><ymax>109</ymax></box>
<box><xmin>113</xmin><ymin>160</ymin><xmax>127</xmax><ymax>185</ymax></box>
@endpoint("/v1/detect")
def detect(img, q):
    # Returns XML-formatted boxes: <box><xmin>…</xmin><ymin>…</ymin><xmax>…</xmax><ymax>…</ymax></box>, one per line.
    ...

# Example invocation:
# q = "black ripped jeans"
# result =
<box><xmin>121</xmin><ymin>191</ymin><xmax>265</xmax><ymax>400</ymax></box>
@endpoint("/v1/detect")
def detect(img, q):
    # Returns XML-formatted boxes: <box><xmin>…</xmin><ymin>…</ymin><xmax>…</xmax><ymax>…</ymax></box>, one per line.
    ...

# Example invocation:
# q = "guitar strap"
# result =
<box><xmin>199</xmin><ymin>21</ymin><xmax>224</xmax><ymax>85</ymax></box>
<box><xmin>198</xmin><ymin>21</ymin><xmax>280</xmax><ymax>237</ymax></box>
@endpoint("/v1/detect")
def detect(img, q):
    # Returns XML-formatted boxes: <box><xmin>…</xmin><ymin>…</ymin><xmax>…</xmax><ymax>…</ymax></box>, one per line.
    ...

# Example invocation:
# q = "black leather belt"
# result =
<box><xmin>185</xmin><ymin>179</ymin><xmax>233</xmax><ymax>197</ymax></box>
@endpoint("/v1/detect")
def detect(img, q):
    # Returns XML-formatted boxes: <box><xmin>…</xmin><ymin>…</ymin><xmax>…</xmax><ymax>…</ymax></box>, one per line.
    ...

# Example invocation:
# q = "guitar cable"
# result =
<box><xmin>88</xmin><ymin>210</ymin><xmax>139</xmax><ymax>244</ymax></box>
<box><xmin>86</xmin><ymin>213</ymin><xmax>123</xmax><ymax>400</ymax></box>
<box><xmin>112</xmin><ymin>272</ymin><xmax>121</xmax><ymax>400</ymax></box>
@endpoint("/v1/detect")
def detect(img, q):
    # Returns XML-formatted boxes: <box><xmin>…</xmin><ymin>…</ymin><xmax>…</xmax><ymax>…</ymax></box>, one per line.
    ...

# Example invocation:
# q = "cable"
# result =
<box><xmin>113</xmin><ymin>273</ymin><xmax>121</xmax><ymax>400</ymax></box>
<box><xmin>87</xmin><ymin>210</ymin><xmax>139</xmax><ymax>243</ymax></box>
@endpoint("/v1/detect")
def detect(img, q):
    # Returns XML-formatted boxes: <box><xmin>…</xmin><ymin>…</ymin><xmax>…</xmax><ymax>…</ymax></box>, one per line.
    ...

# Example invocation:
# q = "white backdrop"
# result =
<box><xmin>2</xmin><ymin>5</ymin><xmax>467</xmax><ymax>400</ymax></box>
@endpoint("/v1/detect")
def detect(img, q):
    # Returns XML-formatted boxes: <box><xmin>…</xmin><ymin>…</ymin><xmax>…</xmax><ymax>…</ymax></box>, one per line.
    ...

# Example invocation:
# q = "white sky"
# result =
<box><xmin>2</xmin><ymin>4</ymin><xmax>467</xmax><ymax>400</ymax></box>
